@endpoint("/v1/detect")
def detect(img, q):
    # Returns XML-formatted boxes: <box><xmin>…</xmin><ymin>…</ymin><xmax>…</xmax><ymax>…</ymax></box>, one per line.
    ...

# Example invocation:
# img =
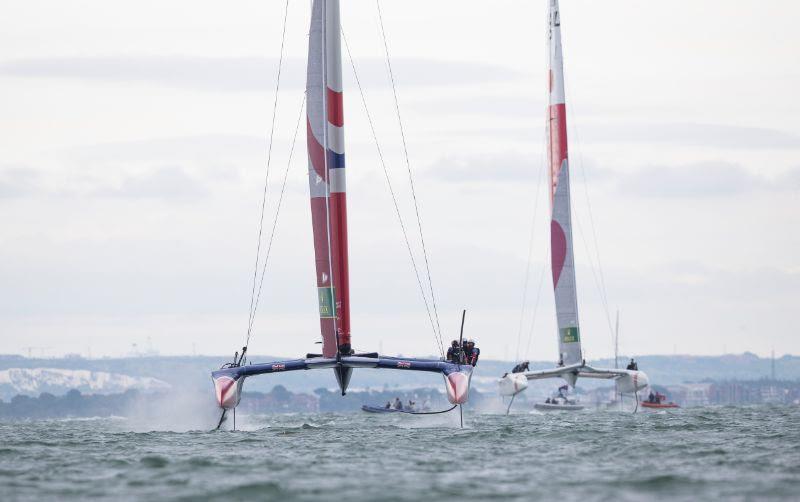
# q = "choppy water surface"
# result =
<box><xmin>1</xmin><ymin>406</ymin><xmax>799</xmax><ymax>501</ymax></box>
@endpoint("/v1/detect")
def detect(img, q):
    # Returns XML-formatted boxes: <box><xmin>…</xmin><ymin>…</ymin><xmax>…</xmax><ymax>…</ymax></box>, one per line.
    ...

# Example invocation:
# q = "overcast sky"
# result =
<box><xmin>1</xmin><ymin>0</ymin><xmax>798</xmax><ymax>361</ymax></box>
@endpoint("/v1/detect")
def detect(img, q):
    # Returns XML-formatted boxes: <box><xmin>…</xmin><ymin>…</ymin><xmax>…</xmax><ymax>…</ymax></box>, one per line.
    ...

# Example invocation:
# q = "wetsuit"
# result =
<box><xmin>467</xmin><ymin>346</ymin><xmax>480</xmax><ymax>366</ymax></box>
<box><xmin>512</xmin><ymin>362</ymin><xmax>529</xmax><ymax>373</ymax></box>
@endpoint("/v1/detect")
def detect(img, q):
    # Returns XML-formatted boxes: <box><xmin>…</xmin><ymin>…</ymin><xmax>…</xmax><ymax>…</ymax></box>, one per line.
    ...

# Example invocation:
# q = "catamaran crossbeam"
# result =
<box><xmin>213</xmin><ymin>356</ymin><xmax>472</xmax><ymax>410</ymax></box>
<box><xmin>498</xmin><ymin>362</ymin><xmax>649</xmax><ymax>399</ymax></box>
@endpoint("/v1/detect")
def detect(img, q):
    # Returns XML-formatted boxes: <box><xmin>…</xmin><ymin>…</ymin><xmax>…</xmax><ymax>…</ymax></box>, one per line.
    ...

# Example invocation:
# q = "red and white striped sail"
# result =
<box><xmin>548</xmin><ymin>0</ymin><xmax>582</xmax><ymax>366</ymax></box>
<box><xmin>307</xmin><ymin>0</ymin><xmax>351</xmax><ymax>357</ymax></box>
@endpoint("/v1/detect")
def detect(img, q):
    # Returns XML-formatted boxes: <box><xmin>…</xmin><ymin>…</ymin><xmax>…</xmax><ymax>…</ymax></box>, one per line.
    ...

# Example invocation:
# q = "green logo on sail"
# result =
<box><xmin>560</xmin><ymin>327</ymin><xmax>580</xmax><ymax>343</ymax></box>
<box><xmin>318</xmin><ymin>287</ymin><xmax>336</xmax><ymax>318</ymax></box>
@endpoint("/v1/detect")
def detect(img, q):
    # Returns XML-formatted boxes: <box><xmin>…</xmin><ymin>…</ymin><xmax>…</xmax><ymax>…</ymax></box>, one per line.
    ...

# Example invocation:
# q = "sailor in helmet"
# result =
<box><xmin>446</xmin><ymin>340</ymin><xmax>460</xmax><ymax>363</ymax></box>
<box><xmin>465</xmin><ymin>339</ymin><xmax>480</xmax><ymax>366</ymax></box>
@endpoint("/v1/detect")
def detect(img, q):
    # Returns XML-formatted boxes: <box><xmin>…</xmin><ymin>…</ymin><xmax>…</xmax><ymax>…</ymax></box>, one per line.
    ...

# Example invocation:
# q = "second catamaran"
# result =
<box><xmin>498</xmin><ymin>0</ymin><xmax>648</xmax><ymax>410</ymax></box>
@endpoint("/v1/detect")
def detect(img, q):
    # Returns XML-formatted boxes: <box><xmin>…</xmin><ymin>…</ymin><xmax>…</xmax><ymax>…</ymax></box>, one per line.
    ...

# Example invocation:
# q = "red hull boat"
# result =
<box><xmin>641</xmin><ymin>401</ymin><xmax>680</xmax><ymax>409</ymax></box>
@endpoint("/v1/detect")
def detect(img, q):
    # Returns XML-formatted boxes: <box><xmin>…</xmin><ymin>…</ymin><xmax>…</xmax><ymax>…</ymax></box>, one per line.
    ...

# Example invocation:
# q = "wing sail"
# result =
<box><xmin>307</xmin><ymin>0</ymin><xmax>351</xmax><ymax>357</ymax></box>
<box><xmin>548</xmin><ymin>0</ymin><xmax>582</xmax><ymax>366</ymax></box>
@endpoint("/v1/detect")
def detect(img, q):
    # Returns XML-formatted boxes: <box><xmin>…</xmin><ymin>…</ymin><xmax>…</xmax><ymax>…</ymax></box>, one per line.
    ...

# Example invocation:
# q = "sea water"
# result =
<box><xmin>1</xmin><ymin>406</ymin><xmax>798</xmax><ymax>501</ymax></box>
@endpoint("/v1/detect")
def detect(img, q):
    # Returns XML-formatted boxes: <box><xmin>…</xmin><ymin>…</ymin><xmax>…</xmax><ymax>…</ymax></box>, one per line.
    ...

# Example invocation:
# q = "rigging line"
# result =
<box><xmin>575</xmin><ymin>147</ymin><xmax>615</xmax><ymax>341</ymax></box>
<box><xmin>247</xmin><ymin>96</ymin><xmax>307</xmax><ymax>338</ymax></box>
<box><xmin>514</xmin><ymin>121</ymin><xmax>549</xmax><ymax>363</ymax></box>
<box><xmin>521</xmin><ymin>122</ymin><xmax>551</xmax><ymax>361</ymax></box>
<box><xmin>567</xmin><ymin>139</ymin><xmax>615</xmax><ymax>341</ymax></box>
<box><xmin>523</xmin><ymin>239</ymin><xmax>549</xmax><ymax>361</ymax></box>
<box><xmin>563</xmin><ymin>75</ymin><xmax>615</xmax><ymax>342</ymax></box>
<box><xmin>246</xmin><ymin>0</ymin><xmax>291</xmax><ymax>342</ymax></box>
<box><xmin>407</xmin><ymin>404</ymin><xmax>457</xmax><ymax>415</ymax></box>
<box><xmin>341</xmin><ymin>27</ymin><xmax>444</xmax><ymax>357</ymax></box>
<box><xmin>573</xmin><ymin>198</ymin><xmax>614</xmax><ymax>340</ymax></box>
<box><xmin>376</xmin><ymin>0</ymin><xmax>444</xmax><ymax>348</ymax></box>
<box><xmin>521</xmin><ymin>112</ymin><xmax>551</xmax><ymax>362</ymax></box>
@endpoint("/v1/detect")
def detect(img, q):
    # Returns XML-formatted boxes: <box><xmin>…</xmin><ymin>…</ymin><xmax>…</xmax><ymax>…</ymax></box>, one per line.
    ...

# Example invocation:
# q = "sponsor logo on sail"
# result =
<box><xmin>560</xmin><ymin>327</ymin><xmax>580</xmax><ymax>343</ymax></box>
<box><xmin>318</xmin><ymin>287</ymin><xmax>336</xmax><ymax>318</ymax></box>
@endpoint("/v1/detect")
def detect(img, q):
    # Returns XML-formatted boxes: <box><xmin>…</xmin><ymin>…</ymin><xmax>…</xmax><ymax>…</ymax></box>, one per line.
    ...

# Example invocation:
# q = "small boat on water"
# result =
<box><xmin>641</xmin><ymin>392</ymin><xmax>679</xmax><ymax>409</ymax></box>
<box><xmin>640</xmin><ymin>402</ymin><xmax>679</xmax><ymax>409</ymax></box>
<box><xmin>534</xmin><ymin>400</ymin><xmax>585</xmax><ymax>412</ymax></box>
<box><xmin>534</xmin><ymin>390</ymin><xmax>584</xmax><ymax>411</ymax></box>
<box><xmin>362</xmin><ymin>398</ymin><xmax>431</xmax><ymax>414</ymax></box>
<box><xmin>362</xmin><ymin>405</ymin><xmax>417</xmax><ymax>414</ymax></box>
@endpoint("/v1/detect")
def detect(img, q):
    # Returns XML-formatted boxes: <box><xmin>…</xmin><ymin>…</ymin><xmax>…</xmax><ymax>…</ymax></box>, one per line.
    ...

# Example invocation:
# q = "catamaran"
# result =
<box><xmin>498</xmin><ymin>0</ymin><xmax>648</xmax><ymax>411</ymax></box>
<box><xmin>211</xmin><ymin>0</ymin><xmax>472</xmax><ymax>428</ymax></box>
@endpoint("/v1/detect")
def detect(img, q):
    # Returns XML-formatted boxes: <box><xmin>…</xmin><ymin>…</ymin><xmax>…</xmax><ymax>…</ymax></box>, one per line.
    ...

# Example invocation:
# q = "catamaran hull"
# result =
<box><xmin>498</xmin><ymin>373</ymin><xmax>528</xmax><ymax>397</ymax></box>
<box><xmin>211</xmin><ymin>356</ymin><xmax>473</xmax><ymax>410</ymax></box>
<box><xmin>615</xmin><ymin>371</ymin><xmax>649</xmax><ymax>394</ymax></box>
<box><xmin>213</xmin><ymin>374</ymin><xmax>244</xmax><ymax>410</ymax></box>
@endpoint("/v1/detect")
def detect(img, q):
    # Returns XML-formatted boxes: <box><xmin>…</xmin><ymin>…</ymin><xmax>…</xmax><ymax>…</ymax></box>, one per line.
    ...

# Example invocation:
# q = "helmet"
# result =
<box><xmin>451</xmin><ymin>340</ymin><xmax>459</xmax><ymax>346</ymax></box>
<box><xmin>467</xmin><ymin>338</ymin><xmax>475</xmax><ymax>344</ymax></box>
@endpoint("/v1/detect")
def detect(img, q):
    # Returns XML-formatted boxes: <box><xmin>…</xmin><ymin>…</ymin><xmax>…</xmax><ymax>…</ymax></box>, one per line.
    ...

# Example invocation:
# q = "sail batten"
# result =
<box><xmin>548</xmin><ymin>0</ymin><xmax>582</xmax><ymax>366</ymax></box>
<box><xmin>307</xmin><ymin>0</ymin><xmax>351</xmax><ymax>357</ymax></box>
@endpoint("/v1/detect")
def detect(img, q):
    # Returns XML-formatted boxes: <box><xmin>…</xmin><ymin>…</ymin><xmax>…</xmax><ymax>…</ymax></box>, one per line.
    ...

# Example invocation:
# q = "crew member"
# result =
<box><xmin>446</xmin><ymin>340</ymin><xmax>460</xmax><ymax>363</ymax></box>
<box><xmin>393</xmin><ymin>397</ymin><xmax>403</xmax><ymax>410</ymax></box>
<box><xmin>466</xmin><ymin>339</ymin><xmax>480</xmax><ymax>366</ymax></box>
<box><xmin>626</xmin><ymin>358</ymin><xmax>638</xmax><ymax>371</ymax></box>
<box><xmin>648</xmin><ymin>391</ymin><xmax>656</xmax><ymax>403</ymax></box>
<box><xmin>512</xmin><ymin>361</ymin><xmax>530</xmax><ymax>373</ymax></box>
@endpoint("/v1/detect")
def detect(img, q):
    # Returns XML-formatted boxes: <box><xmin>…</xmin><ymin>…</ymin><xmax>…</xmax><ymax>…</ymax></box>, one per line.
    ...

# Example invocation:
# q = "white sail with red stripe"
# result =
<box><xmin>306</xmin><ymin>0</ymin><xmax>351</xmax><ymax>358</ymax></box>
<box><xmin>548</xmin><ymin>0</ymin><xmax>582</xmax><ymax>366</ymax></box>
<box><xmin>497</xmin><ymin>0</ymin><xmax>651</xmax><ymax>406</ymax></box>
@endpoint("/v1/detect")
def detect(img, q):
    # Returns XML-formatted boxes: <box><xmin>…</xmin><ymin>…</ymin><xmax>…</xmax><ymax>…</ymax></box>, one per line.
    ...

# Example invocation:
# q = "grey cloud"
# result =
<box><xmin>588</xmin><ymin>122</ymin><xmax>800</xmax><ymax>150</ymax></box>
<box><xmin>423</xmin><ymin>153</ymin><xmax>800</xmax><ymax>199</ymax></box>
<box><xmin>424</xmin><ymin>153</ymin><xmax>612</xmax><ymax>184</ymax></box>
<box><xmin>617</xmin><ymin>162</ymin><xmax>800</xmax><ymax>198</ymax></box>
<box><xmin>431</xmin><ymin>121</ymin><xmax>800</xmax><ymax>152</ymax></box>
<box><xmin>94</xmin><ymin>166</ymin><xmax>208</xmax><ymax>199</ymax></box>
<box><xmin>648</xmin><ymin>262</ymin><xmax>800</xmax><ymax>302</ymax></box>
<box><xmin>0</xmin><ymin>167</ymin><xmax>41</xmax><ymax>198</ymax></box>
<box><xmin>0</xmin><ymin>165</ymin><xmax>210</xmax><ymax>201</ymax></box>
<box><xmin>408</xmin><ymin>94</ymin><xmax>545</xmax><ymax>118</ymax></box>
<box><xmin>425</xmin><ymin>153</ymin><xmax>538</xmax><ymax>182</ymax></box>
<box><xmin>0</xmin><ymin>56</ymin><xmax>521</xmax><ymax>91</ymax></box>
<box><xmin>61</xmin><ymin>134</ymin><xmax>266</xmax><ymax>167</ymax></box>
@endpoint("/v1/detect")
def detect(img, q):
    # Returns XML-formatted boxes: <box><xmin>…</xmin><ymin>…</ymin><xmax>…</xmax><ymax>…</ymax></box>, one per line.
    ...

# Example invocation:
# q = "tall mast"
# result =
<box><xmin>614</xmin><ymin>309</ymin><xmax>619</xmax><ymax>369</ymax></box>
<box><xmin>307</xmin><ymin>0</ymin><xmax>351</xmax><ymax>358</ymax></box>
<box><xmin>548</xmin><ymin>0</ymin><xmax>582</xmax><ymax>366</ymax></box>
<box><xmin>771</xmin><ymin>349</ymin><xmax>776</xmax><ymax>381</ymax></box>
